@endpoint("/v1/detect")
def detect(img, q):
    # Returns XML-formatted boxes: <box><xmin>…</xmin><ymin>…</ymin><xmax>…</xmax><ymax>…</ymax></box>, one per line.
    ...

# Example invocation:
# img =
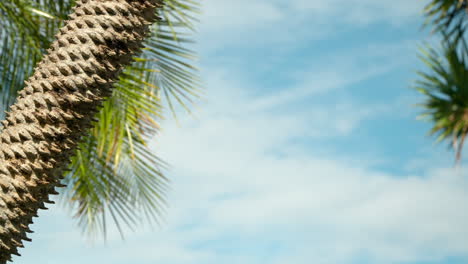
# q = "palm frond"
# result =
<box><xmin>0</xmin><ymin>0</ymin><xmax>73</xmax><ymax>112</ymax></box>
<box><xmin>0</xmin><ymin>0</ymin><xmax>201</xmax><ymax>238</ymax></box>
<box><xmin>424</xmin><ymin>0</ymin><xmax>468</xmax><ymax>36</ymax></box>
<box><xmin>60</xmin><ymin>0</ymin><xmax>202</xmax><ymax>237</ymax></box>
<box><xmin>414</xmin><ymin>29</ymin><xmax>468</xmax><ymax>164</ymax></box>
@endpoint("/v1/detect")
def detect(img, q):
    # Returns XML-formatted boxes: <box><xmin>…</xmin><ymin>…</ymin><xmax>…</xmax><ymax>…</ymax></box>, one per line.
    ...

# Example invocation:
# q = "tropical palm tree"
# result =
<box><xmin>0</xmin><ymin>0</ymin><xmax>200</xmax><ymax>262</ymax></box>
<box><xmin>415</xmin><ymin>0</ymin><xmax>468</xmax><ymax>164</ymax></box>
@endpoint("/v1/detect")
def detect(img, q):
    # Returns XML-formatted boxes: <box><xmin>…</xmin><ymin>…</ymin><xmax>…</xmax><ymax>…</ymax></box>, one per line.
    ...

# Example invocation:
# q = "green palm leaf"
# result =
<box><xmin>0</xmin><ymin>0</ymin><xmax>201</xmax><ymax>237</ymax></box>
<box><xmin>0</xmin><ymin>0</ymin><xmax>73</xmax><ymax>110</ymax></box>
<box><xmin>414</xmin><ymin>30</ymin><xmax>468</xmax><ymax>164</ymax></box>
<box><xmin>424</xmin><ymin>0</ymin><xmax>468</xmax><ymax>36</ymax></box>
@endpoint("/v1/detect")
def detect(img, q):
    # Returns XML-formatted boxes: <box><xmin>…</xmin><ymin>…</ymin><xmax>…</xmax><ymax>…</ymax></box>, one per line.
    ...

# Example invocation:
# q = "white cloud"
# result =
<box><xmin>13</xmin><ymin>3</ymin><xmax>458</xmax><ymax>262</ymax></box>
<box><xmin>151</xmin><ymin>112</ymin><xmax>468</xmax><ymax>264</ymax></box>
<box><xmin>201</xmin><ymin>0</ymin><xmax>424</xmax><ymax>32</ymax></box>
<box><xmin>142</xmin><ymin>64</ymin><xmax>468</xmax><ymax>263</ymax></box>
<box><xmin>198</xmin><ymin>0</ymin><xmax>425</xmax><ymax>49</ymax></box>
<box><xmin>18</xmin><ymin>57</ymin><xmax>468</xmax><ymax>264</ymax></box>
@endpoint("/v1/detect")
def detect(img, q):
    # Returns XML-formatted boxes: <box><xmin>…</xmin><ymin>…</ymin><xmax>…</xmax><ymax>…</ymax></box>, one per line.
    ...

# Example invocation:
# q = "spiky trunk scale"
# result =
<box><xmin>0</xmin><ymin>0</ymin><xmax>163</xmax><ymax>261</ymax></box>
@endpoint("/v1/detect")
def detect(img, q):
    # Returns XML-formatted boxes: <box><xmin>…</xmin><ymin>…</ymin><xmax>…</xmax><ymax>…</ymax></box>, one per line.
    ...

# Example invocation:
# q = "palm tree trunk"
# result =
<box><xmin>0</xmin><ymin>0</ymin><xmax>163</xmax><ymax>261</ymax></box>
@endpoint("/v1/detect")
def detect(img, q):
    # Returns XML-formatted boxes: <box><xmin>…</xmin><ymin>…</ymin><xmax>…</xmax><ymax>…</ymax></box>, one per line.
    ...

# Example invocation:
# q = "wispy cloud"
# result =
<box><xmin>15</xmin><ymin>1</ymin><xmax>463</xmax><ymax>264</ymax></box>
<box><xmin>247</xmin><ymin>40</ymin><xmax>417</xmax><ymax>112</ymax></box>
<box><xmin>19</xmin><ymin>51</ymin><xmax>468</xmax><ymax>264</ymax></box>
<box><xmin>148</xmin><ymin>73</ymin><xmax>468</xmax><ymax>264</ymax></box>
<box><xmin>198</xmin><ymin>0</ymin><xmax>425</xmax><ymax>50</ymax></box>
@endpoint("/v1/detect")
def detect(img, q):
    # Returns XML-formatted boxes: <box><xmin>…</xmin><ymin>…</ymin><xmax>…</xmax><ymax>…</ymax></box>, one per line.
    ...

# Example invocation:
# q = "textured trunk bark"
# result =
<box><xmin>0</xmin><ymin>0</ymin><xmax>162</xmax><ymax>261</ymax></box>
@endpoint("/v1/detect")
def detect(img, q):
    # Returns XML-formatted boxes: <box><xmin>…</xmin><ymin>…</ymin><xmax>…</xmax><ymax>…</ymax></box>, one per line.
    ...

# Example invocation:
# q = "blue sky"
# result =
<box><xmin>15</xmin><ymin>1</ymin><xmax>468</xmax><ymax>264</ymax></box>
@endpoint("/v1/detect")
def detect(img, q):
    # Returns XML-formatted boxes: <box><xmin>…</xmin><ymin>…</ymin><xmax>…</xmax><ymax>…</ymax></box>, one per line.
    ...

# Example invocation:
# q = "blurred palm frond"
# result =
<box><xmin>414</xmin><ymin>30</ymin><xmax>468</xmax><ymax>164</ymax></box>
<box><xmin>0</xmin><ymin>0</ymin><xmax>201</xmax><ymax>238</ymax></box>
